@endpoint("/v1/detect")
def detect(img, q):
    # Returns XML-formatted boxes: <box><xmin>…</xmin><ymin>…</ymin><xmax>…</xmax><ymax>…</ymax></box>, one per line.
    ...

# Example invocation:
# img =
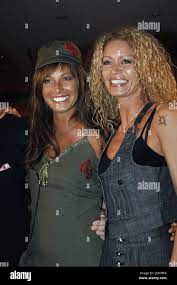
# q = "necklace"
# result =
<box><xmin>120</xmin><ymin>104</ymin><xmax>145</xmax><ymax>133</ymax></box>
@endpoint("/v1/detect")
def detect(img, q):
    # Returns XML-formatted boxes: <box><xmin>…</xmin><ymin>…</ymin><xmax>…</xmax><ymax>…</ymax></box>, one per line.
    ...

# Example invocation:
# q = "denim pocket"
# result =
<box><xmin>110</xmin><ymin>180</ymin><xmax>133</xmax><ymax>219</ymax></box>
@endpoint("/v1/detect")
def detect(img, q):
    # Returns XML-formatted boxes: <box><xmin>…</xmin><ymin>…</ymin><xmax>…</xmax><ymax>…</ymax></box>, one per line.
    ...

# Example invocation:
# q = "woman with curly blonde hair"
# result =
<box><xmin>89</xmin><ymin>27</ymin><xmax>177</xmax><ymax>266</ymax></box>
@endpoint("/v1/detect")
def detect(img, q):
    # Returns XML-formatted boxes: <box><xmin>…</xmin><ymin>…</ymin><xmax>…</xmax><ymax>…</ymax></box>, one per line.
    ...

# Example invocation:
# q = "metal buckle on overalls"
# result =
<box><xmin>118</xmin><ymin>236</ymin><xmax>124</xmax><ymax>242</ymax></box>
<box><xmin>116</xmin><ymin>261</ymin><xmax>125</xmax><ymax>267</ymax></box>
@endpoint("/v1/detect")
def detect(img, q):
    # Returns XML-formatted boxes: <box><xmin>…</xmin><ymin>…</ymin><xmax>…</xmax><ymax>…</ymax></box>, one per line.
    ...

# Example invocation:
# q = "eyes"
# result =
<box><xmin>43</xmin><ymin>75</ymin><xmax>74</xmax><ymax>85</ymax></box>
<box><xmin>102</xmin><ymin>58</ymin><xmax>134</xmax><ymax>66</ymax></box>
<box><xmin>43</xmin><ymin>78</ymin><xmax>52</xmax><ymax>84</ymax></box>
<box><xmin>122</xmin><ymin>59</ymin><xmax>133</xmax><ymax>64</ymax></box>
<box><xmin>63</xmin><ymin>75</ymin><xmax>74</xmax><ymax>81</ymax></box>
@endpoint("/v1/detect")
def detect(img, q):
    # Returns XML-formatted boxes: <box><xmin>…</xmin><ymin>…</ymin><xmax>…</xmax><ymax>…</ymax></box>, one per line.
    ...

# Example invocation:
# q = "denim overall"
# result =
<box><xmin>99</xmin><ymin>103</ymin><xmax>177</xmax><ymax>266</ymax></box>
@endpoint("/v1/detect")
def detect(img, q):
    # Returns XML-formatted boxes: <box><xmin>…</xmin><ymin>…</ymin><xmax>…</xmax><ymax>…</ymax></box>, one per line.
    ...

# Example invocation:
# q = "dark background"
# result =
<box><xmin>0</xmin><ymin>0</ymin><xmax>177</xmax><ymax>115</ymax></box>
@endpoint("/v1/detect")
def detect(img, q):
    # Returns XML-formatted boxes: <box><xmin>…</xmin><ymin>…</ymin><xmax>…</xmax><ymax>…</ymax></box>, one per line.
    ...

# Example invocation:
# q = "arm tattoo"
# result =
<box><xmin>158</xmin><ymin>115</ymin><xmax>167</xmax><ymax>126</ymax></box>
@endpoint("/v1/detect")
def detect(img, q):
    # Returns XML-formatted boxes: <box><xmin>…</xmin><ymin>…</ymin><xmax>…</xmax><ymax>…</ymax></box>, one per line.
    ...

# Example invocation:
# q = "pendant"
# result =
<box><xmin>39</xmin><ymin>162</ymin><xmax>50</xmax><ymax>186</ymax></box>
<box><xmin>131</xmin><ymin>126</ymin><xmax>135</xmax><ymax>133</ymax></box>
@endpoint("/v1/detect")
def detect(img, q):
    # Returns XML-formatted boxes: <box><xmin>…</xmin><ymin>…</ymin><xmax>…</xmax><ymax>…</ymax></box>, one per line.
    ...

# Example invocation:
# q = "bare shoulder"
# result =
<box><xmin>156</xmin><ymin>102</ymin><xmax>177</xmax><ymax>115</ymax></box>
<box><xmin>155</xmin><ymin>102</ymin><xmax>177</xmax><ymax>120</ymax></box>
<box><xmin>153</xmin><ymin>102</ymin><xmax>177</xmax><ymax>135</ymax></box>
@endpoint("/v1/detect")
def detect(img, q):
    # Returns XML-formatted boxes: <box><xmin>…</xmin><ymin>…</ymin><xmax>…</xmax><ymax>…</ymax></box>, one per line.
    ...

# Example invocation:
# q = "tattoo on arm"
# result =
<box><xmin>158</xmin><ymin>115</ymin><xmax>167</xmax><ymax>126</ymax></box>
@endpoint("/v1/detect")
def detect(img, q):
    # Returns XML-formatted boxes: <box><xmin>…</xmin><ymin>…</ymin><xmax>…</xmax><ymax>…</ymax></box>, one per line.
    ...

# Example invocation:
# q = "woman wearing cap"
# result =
<box><xmin>89</xmin><ymin>27</ymin><xmax>177</xmax><ymax>266</ymax></box>
<box><xmin>19</xmin><ymin>40</ymin><xmax>105</xmax><ymax>266</ymax></box>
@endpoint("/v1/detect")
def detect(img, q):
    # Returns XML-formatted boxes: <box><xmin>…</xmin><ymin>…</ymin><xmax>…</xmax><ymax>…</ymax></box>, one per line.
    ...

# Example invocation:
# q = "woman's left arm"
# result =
<box><xmin>155</xmin><ymin>104</ymin><xmax>177</xmax><ymax>265</ymax></box>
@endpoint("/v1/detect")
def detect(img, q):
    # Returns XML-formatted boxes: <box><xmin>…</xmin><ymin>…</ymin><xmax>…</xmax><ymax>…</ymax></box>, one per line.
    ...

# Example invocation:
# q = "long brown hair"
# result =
<box><xmin>26</xmin><ymin>62</ymin><xmax>94</xmax><ymax>168</ymax></box>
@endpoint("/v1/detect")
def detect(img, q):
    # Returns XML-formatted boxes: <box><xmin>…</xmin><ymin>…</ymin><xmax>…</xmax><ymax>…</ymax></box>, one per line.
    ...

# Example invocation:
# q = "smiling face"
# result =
<box><xmin>102</xmin><ymin>40</ymin><xmax>141</xmax><ymax>99</ymax></box>
<box><xmin>42</xmin><ymin>64</ymin><xmax>79</xmax><ymax>114</ymax></box>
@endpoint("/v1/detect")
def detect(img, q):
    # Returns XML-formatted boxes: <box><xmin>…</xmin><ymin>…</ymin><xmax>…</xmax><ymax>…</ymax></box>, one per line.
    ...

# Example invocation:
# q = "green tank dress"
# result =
<box><xmin>19</xmin><ymin>137</ymin><xmax>103</xmax><ymax>266</ymax></box>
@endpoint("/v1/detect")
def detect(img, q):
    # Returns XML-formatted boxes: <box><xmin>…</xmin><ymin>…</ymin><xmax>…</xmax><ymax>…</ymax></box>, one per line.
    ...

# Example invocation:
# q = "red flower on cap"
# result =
<box><xmin>64</xmin><ymin>42</ymin><xmax>80</xmax><ymax>58</ymax></box>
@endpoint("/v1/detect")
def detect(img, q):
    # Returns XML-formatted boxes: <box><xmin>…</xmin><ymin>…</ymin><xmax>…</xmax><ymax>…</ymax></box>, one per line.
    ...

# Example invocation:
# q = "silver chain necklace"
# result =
<box><xmin>120</xmin><ymin>104</ymin><xmax>145</xmax><ymax>133</ymax></box>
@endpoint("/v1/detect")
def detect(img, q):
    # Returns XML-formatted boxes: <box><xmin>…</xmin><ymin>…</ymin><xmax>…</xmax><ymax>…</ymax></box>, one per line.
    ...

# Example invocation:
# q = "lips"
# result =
<box><xmin>110</xmin><ymin>79</ymin><xmax>128</xmax><ymax>86</ymax></box>
<box><xmin>52</xmin><ymin>96</ymin><xmax>69</xmax><ymax>102</ymax></box>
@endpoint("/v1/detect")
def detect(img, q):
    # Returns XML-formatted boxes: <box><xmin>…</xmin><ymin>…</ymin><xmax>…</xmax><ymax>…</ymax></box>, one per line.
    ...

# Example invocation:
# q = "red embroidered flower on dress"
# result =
<box><xmin>80</xmin><ymin>159</ymin><xmax>93</xmax><ymax>179</ymax></box>
<box><xmin>64</xmin><ymin>42</ymin><xmax>80</xmax><ymax>58</ymax></box>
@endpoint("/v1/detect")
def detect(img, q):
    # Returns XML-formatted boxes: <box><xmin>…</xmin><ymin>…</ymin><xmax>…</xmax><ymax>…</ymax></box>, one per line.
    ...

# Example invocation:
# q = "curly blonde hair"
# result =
<box><xmin>89</xmin><ymin>26</ymin><xmax>177</xmax><ymax>133</ymax></box>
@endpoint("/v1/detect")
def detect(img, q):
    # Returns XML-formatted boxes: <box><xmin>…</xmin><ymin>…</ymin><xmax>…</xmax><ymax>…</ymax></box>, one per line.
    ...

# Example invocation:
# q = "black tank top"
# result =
<box><xmin>99</xmin><ymin>104</ymin><xmax>167</xmax><ymax>175</ymax></box>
